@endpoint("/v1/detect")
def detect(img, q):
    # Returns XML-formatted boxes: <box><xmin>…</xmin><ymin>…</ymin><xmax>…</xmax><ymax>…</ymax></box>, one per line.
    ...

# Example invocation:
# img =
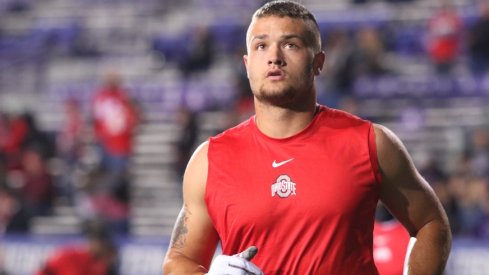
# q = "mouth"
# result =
<box><xmin>266</xmin><ymin>69</ymin><xmax>285</xmax><ymax>80</ymax></box>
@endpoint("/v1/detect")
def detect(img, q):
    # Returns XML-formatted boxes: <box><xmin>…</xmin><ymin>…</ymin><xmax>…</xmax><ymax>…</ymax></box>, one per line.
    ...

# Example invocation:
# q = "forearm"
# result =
<box><xmin>163</xmin><ymin>252</ymin><xmax>208</xmax><ymax>275</ymax></box>
<box><xmin>407</xmin><ymin>219</ymin><xmax>452</xmax><ymax>275</ymax></box>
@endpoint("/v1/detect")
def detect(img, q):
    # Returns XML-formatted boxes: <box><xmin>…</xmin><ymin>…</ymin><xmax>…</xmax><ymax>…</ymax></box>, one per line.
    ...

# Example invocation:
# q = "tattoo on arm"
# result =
<box><xmin>170</xmin><ymin>205</ymin><xmax>191</xmax><ymax>249</ymax></box>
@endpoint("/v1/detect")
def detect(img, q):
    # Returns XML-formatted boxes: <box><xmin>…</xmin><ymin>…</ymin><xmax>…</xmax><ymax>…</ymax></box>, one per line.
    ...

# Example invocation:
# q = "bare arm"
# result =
<box><xmin>374</xmin><ymin>124</ymin><xmax>452</xmax><ymax>275</ymax></box>
<box><xmin>163</xmin><ymin>141</ymin><xmax>220</xmax><ymax>274</ymax></box>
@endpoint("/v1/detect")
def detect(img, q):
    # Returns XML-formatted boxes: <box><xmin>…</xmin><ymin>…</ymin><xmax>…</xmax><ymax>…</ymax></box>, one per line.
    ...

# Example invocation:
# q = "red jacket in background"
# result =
<box><xmin>373</xmin><ymin>220</ymin><xmax>411</xmax><ymax>275</ymax></box>
<box><xmin>36</xmin><ymin>246</ymin><xmax>110</xmax><ymax>275</ymax></box>
<box><xmin>92</xmin><ymin>88</ymin><xmax>138</xmax><ymax>156</ymax></box>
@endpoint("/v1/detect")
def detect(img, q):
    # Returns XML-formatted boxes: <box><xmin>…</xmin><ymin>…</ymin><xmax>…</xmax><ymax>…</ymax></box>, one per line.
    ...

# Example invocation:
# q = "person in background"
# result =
<box><xmin>163</xmin><ymin>1</ymin><xmax>451</xmax><ymax>274</ymax></box>
<box><xmin>354</xmin><ymin>27</ymin><xmax>390</xmax><ymax>77</ymax></box>
<box><xmin>36</xmin><ymin>220</ymin><xmax>118</xmax><ymax>275</ymax></box>
<box><xmin>56</xmin><ymin>99</ymin><xmax>85</xmax><ymax>205</ymax></box>
<box><xmin>0</xmin><ymin>113</ymin><xmax>28</xmax><ymax>171</ymax></box>
<box><xmin>18</xmin><ymin>146</ymin><xmax>55</xmax><ymax>217</ymax></box>
<box><xmin>175</xmin><ymin>107</ymin><xmax>199</xmax><ymax>179</ymax></box>
<box><xmin>92</xmin><ymin>71</ymin><xmax>138</xmax><ymax>188</ymax></box>
<box><xmin>323</xmin><ymin>29</ymin><xmax>356</xmax><ymax>98</ymax></box>
<box><xmin>179</xmin><ymin>26</ymin><xmax>215</xmax><ymax>78</ymax></box>
<box><xmin>426</xmin><ymin>1</ymin><xmax>463</xmax><ymax>75</ymax></box>
<box><xmin>20</xmin><ymin>112</ymin><xmax>55</xmax><ymax>161</ymax></box>
<box><xmin>91</xmin><ymin>71</ymin><xmax>139</xmax><ymax>233</ymax></box>
<box><xmin>0</xmin><ymin>183</ymin><xmax>29</xmax><ymax>234</ymax></box>
<box><xmin>3</xmin><ymin>112</ymin><xmax>56</xmax><ymax>219</ymax></box>
<box><xmin>468</xmin><ymin>1</ymin><xmax>489</xmax><ymax>75</ymax></box>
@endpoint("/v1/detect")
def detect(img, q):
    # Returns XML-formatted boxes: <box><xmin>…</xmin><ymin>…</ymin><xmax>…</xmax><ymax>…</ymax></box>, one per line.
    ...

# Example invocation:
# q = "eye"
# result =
<box><xmin>255</xmin><ymin>43</ymin><xmax>266</xmax><ymax>50</ymax></box>
<box><xmin>284</xmin><ymin>43</ymin><xmax>297</xmax><ymax>49</ymax></box>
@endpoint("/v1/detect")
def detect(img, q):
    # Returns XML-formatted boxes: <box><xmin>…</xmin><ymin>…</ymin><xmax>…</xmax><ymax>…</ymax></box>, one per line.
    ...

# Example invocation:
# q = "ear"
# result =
<box><xmin>313</xmin><ymin>51</ymin><xmax>326</xmax><ymax>76</ymax></box>
<box><xmin>243</xmin><ymin>54</ymin><xmax>250</xmax><ymax>78</ymax></box>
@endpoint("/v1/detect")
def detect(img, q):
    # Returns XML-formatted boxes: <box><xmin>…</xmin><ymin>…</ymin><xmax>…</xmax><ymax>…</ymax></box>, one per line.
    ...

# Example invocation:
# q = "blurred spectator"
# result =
<box><xmin>56</xmin><ymin>99</ymin><xmax>85</xmax><ymax>204</ymax></box>
<box><xmin>91</xmin><ymin>71</ymin><xmax>138</xmax><ymax>234</ymax></box>
<box><xmin>36</xmin><ymin>220</ymin><xmax>118</xmax><ymax>275</ymax></box>
<box><xmin>179</xmin><ymin>26</ymin><xmax>215</xmax><ymax>78</ymax></box>
<box><xmin>0</xmin><ymin>113</ymin><xmax>9</xmax><ymax>153</ymax></box>
<box><xmin>0</xmin><ymin>112</ymin><xmax>56</xmax><ymax>219</ymax></box>
<box><xmin>458</xmin><ymin>176</ymin><xmax>489</xmax><ymax>237</ymax></box>
<box><xmin>0</xmin><ymin>184</ymin><xmax>29</xmax><ymax>234</ymax></box>
<box><xmin>175</xmin><ymin>107</ymin><xmax>198</xmax><ymax>179</ymax></box>
<box><xmin>354</xmin><ymin>27</ymin><xmax>391</xmax><ymax>77</ymax></box>
<box><xmin>468</xmin><ymin>1</ymin><xmax>489</xmax><ymax>75</ymax></box>
<box><xmin>21</xmin><ymin>112</ymin><xmax>55</xmax><ymax>160</ymax></box>
<box><xmin>419</xmin><ymin>159</ymin><xmax>462</xmax><ymax>235</ymax></box>
<box><xmin>323</xmin><ymin>29</ymin><xmax>356</xmax><ymax>96</ymax></box>
<box><xmin>426</xmin><ymin>1</ymin><xmax>463</xmax><ymax>75</ymax></box>
<box><xmin>432</xmin><ymin>176</ymin><xmax>461</xmax><ymax>235</ymax></box>
<box><xmin>57</xmin><ymin>99</ymin><xmax>84</xmax><ymax>164</ymax></box>
<box><xmin>92</xmin><ymin>71</ymin><xmax>138</xmax><ymax>193</ymax></box>
<box><xmin>18</xmin><ymin>147</ymin><xmax>55</xmax><ymax>217</ymax></box>
<box><xmin>466</xmin><ymin>127</ymin><xmax>489</xmax><ymax>177</ymax></box>
<box><xmin>231</xmin><ymin>46</ymin><xmax>254</xmax><ymax>119</ymax></box>
<box><xmin>0</xmin><ymin>113</ymin><xmax>28</xmax><ymax>171</ymax></box>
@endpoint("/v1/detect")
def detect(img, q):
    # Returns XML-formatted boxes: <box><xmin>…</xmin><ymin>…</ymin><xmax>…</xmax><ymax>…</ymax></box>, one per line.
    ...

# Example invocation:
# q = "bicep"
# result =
<box><xmin>166</xmin><ymin>141</ymin><xmax>220</xmax><ymax>268</ymax></box>
<box><xmin>374</xmin><ymin>124</ymin><xmax>448</xmax><ymax>236</ymax></box>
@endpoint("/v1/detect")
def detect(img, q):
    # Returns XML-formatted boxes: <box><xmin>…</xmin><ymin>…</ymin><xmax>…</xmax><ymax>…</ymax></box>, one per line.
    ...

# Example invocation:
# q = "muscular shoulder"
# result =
<box><xmin>183</xmin><ymin>141</ymin><xmax>209</xmax><ymax>201</ymax></box>
<box><xmin>373</xmin><ymin>124</ymin><xmax>413</xmax><ymax>177</ymax></box>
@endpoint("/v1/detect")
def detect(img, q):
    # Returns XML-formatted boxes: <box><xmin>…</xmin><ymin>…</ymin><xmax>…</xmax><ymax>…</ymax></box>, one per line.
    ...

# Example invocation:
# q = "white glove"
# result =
<box><xmin>206</xmin><ymin>246</ymin><xmax>263</xmax><ymax>275</ymax></box>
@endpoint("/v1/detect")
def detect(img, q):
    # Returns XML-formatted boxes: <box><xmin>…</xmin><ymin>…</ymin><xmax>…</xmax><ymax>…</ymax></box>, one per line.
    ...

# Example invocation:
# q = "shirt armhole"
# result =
<box><xmin>368</xmin><ymin>123</ymin><xmax>382</xmax><ymax>187</ymax></box>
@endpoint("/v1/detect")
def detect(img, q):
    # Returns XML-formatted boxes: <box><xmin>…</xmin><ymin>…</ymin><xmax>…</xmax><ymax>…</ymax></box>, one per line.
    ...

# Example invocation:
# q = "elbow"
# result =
<box><xmin>416</xmin><ymin>216</ymin><xmax>453</xmax><ymax>260</ymax></box>
<box><xmin>162</xmin><ymin>251</ymin><xmax>179</xmax><ymax>275</ymax></box>
<box><xmin>162</xmin><ymin>250</ymin><xmax>208</xmax><ymax>275</ymax></box>
<box><xmin>162</xmin><ymin>259</ymin><xmax>174</xmax><ymax>275</ymax></box>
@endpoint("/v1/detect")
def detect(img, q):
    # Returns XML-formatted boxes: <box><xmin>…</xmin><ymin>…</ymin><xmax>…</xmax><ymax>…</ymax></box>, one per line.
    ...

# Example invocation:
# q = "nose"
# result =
<box><xmin>268</xmin><ymin>59</ymin><xmax>285</xmax><ymax>66</ymax></box>
<box><xmin>267</xmin><ymin>45</ymin><xmax>285</xmax><ymax>66</ymax></box>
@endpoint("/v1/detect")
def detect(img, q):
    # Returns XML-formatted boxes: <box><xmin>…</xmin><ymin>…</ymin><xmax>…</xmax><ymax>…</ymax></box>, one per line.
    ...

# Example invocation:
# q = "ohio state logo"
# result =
<box><xmin>271</xmin><ymin>175</ymin><xmax>296</xmax><ymax>198</ymax></box>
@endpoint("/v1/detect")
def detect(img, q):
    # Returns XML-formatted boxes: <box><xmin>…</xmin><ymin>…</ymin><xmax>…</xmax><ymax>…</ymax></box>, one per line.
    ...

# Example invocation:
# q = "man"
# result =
<box><xmin>92</xmin><ymin>71</ymin><xmax>139</xmax><ymax>178</ymax></box>
<box><xmin>163</xmin><ymin>1</ymin><xmax>451</xmax><ymax>274</ymax></box>
<box><xmin>91</xmin><ymin>70</ymin><xmax>138</xmax><ymax>233</ymax></box>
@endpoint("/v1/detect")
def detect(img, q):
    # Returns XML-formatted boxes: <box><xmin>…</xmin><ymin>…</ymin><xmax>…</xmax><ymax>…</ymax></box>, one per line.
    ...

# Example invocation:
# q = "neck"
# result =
<box><xmin>254</xmin><ymin>98</ymin><xmax>318</xmax><ymax>139</ymax></box>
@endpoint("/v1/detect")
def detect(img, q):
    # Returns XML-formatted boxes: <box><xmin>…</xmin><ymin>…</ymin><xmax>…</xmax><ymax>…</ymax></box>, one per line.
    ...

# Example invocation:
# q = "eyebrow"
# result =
<box><xmin>250</xmin><ymin>34</ymin><xmax>305</xmax><ymax>43</ymax></box>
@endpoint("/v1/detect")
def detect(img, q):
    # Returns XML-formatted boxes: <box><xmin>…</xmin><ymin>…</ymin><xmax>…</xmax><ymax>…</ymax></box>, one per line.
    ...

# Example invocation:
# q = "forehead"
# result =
<box><xmin>247</xmin><ymin>16</ymin><xmax>309</xmax><ymax>42</ymax></box>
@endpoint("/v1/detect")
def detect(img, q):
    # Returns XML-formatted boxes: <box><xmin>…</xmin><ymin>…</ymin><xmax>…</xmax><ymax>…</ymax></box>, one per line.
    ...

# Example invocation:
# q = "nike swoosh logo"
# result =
<box><xmin>272</xmin><ymin>158</ymin><xmax>294</xmax><ymax>168</ymax></box>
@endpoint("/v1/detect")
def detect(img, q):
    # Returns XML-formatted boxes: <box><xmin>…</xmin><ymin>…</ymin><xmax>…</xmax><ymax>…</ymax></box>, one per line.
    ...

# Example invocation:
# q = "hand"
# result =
<box><xmin>206</xmin><ymin>246</ymin><xmax>263</xmax><ymax>275</ymax></box>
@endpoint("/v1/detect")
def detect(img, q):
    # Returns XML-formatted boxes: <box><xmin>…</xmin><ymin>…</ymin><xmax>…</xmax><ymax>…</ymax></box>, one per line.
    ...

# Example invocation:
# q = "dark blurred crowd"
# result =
<box><xmin>319</xmin><ymin>1</ymin><xmax>489</xmax><ymax>100</ymax></box>
<box><xmin>419</xmin><ymin>127</ymin><xmax>489</xmax><ymax>239</ymax></box>
<box><xmin>0</xmin><ymin>71</ymin><xmax>139</xmax><ymax>237</ymax></box>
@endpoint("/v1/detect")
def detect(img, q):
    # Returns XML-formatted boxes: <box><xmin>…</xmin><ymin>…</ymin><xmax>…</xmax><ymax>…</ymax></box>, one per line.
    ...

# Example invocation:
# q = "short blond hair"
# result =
<box><xmin>251</xmin><ymin>0</ymin><xmax>322</xmax><ymax>53</ymax></box>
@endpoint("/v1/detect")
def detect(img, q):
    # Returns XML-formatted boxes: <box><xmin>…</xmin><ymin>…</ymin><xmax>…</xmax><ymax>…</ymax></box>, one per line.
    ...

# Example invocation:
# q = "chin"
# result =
<box><xmin>255</xmin><ymin>87</ymin><xmax>296</xmax><ymax>106</ymax></box>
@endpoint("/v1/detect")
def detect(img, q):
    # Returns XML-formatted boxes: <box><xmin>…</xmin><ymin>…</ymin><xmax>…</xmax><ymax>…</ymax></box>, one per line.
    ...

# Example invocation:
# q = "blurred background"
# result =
<box><xmin>0</xmin><ymin>0</ymin><xmax>489</xmax><ymax>274</ymax></box>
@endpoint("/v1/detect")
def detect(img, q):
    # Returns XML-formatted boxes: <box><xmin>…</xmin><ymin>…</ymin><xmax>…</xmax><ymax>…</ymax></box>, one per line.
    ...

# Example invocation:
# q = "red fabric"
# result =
<box><xmin>206</xmin><ymin>105</ymin><xmax>381</xmax><ymax>274</ymax></box>
<box><xmin>2</xmin><ymin>117</ymin><xmax>27</xmax><ymax>153</ymax></box>
<box><xmin>92</xmin><ymin>88</ymin><xmax>137</xmax><ymax>156</ymax></box>
<box><xmin>21</xmin><ymin>170</ymin><xmax>53</xmax><ymax>205</ymax></box>
<box><xmin>36</xmin><ymin>246</ymin><xmax>109</xmax><ymax>275</ymax></box>
<box><xmin>1</xmin><ymin>117</ymin><xmax>28</xmax><ymax>170</ymax></box>
<box><xmin>373</xmin><ymin>220</ymin><xmax>411</xmax><ymax>275</ymax></box>
<box><xmin>427</xmin><ymin>10</ymin><xmax>462</xmax><ymax>63</ymax></box>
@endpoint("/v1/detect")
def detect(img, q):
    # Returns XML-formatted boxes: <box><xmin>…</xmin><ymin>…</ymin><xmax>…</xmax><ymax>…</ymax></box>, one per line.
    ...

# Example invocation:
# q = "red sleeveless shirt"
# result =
<box><xmin>206</xmin><ymin>106</ymin><xmax>381</xmax><ymax>274</ymax></box>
